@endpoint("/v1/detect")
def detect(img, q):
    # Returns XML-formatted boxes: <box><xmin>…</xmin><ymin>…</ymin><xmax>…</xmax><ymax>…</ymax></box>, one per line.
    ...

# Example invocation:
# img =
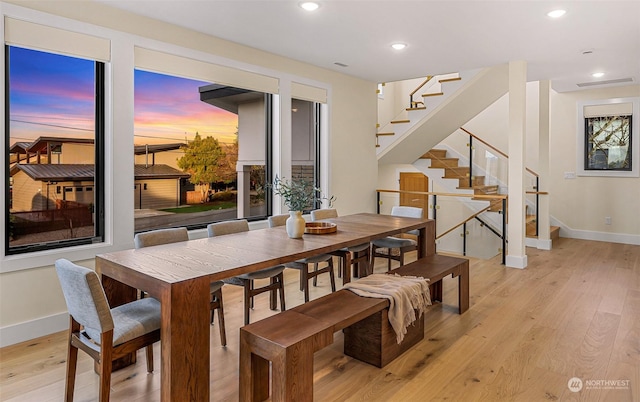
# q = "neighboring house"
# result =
<box><xmin>133</xmin><ymin>164</ymin><xmax>190</xmax><ymax>209</ymax></box>
<box><xmin>10</xmin><ymin>138</ymin><xmax>189</xmax><ymax>211</ymax></box>
<box><xmin>10</xmin><ymin>163</ymin><xmax>189</xmax><ymax>212</ymax></box>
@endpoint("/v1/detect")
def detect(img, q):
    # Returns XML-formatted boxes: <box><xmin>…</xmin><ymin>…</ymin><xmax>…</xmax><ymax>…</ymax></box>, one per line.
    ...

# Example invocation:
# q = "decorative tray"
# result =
<box><xmin>304</xmin><ymin>222</ymin><xmax>337</xmax><ymax>234</ymax></box>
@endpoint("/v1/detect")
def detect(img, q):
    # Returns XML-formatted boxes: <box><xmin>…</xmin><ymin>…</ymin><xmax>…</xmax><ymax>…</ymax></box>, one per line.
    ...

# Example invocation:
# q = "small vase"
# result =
<box><xmin>286</xmin><ymin>211</ymin><xmax>305</xmax><ymax>239</ymax></box>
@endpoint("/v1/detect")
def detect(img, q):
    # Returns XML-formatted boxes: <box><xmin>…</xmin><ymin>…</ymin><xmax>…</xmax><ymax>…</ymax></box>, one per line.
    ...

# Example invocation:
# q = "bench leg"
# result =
<box><xmin>271</xmin><ymin>348</ymin><xmax>315</xmax><ymax>402</ymax></box>
<box><xmin>430</xmin><ymin>280</ymin><xmax>443</xmax><ymax>303</ymax></box>
<box><xmin>239</xmin><ymin>335</ymin><xmax>269</xmax><ymax>402</ymax></box>
<box><xmin>458</xmin><ymin>262</ymin><xmax>469</xmax><ymax>314</ymax></box>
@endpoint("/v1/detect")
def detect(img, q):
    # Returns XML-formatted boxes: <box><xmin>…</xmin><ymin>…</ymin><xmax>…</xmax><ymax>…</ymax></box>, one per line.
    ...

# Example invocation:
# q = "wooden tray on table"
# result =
<box><xmin>305</xmin><ymin>222</ymin><xmax>337</xmax><ymax>234</ymax></box>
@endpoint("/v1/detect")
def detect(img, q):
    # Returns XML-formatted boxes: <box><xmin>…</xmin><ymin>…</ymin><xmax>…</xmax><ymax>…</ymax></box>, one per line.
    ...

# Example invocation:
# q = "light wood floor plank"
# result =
<box><xmin>1</xmin><ymin>238</ymin><xmax>639</xmax><ymax>401</ymax></box>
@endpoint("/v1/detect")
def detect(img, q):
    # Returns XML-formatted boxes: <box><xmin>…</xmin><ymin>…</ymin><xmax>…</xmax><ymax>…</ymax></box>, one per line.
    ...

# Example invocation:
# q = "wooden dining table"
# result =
<box><xmin>96</xmin><ymin>213</ymin><xmax>435</xmax><ymax>402</ymax></box>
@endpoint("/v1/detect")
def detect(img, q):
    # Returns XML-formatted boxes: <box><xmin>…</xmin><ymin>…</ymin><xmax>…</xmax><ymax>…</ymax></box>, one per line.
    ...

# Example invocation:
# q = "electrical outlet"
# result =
<box><xmin>605</xmin><ymin>216</ymin><xmax>612</xmax><ymax>225</ymax></box>
<box><xmin>564</xmin><ymin>171</ymin><xmax>576</xmax><ymax>179</ymax></box>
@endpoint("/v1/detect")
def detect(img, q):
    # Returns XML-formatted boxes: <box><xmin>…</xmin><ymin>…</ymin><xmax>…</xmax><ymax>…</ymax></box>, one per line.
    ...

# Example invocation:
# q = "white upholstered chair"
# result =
<box><xmin>55</xmin><ymin>258</ymin><xmax>161</xmax><ymax>402</ymax></box>
<box><xmin>134</xmin><ymin>227</ymin><xmax>226</xmax><ymax>345</ymax></box>
<box><xmin>268</xmin><ymin>214</ymin><xmax>336</xmax><ymax>302</ymax></box>
<box><xmin>370</xmin><ymin>206</ymin><xmax>423</xmax><ymax>270</ymax></box>
<box><xmin>310</xmin><ymin>208</ymin><xmax>372</xmax><ymax>278</ymax></box>
<box><xmin>207</xmin><ymin>220</ymin><xmax>286</xmax><ymax>324</ymax></box>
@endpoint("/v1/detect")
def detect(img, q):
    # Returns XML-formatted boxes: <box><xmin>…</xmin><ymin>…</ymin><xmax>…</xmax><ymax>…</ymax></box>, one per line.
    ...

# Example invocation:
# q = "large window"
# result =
<box><xmin>5</xmin><ymin>46</ymin><xmax>105</xmax><ymax>254</ymax></box>
<box><xmin>133</xmin><ymin>69</ymin><xmax>271</xmax><ymax>233</ymax></box>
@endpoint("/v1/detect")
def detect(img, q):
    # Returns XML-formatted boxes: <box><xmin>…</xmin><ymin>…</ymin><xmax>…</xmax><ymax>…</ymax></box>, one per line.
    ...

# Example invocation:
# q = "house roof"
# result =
<box><xmin>134</xmin><ymin>164</ymin><xmax>190</xmax><ymax>179</ymax></box>
<box><xmin>26</xmin><ymin>137</ymin><xmax>94</xmax><ymax>153</ymax></box>
<box><xmin>11</xmin><ymin>164</ymin><xmax>190</xmax><ymax>181</ymax></box>
<box><xmin>134</xmin><ymin>143</ymin><xmax>185</xmax><ymax>155</ymax></box>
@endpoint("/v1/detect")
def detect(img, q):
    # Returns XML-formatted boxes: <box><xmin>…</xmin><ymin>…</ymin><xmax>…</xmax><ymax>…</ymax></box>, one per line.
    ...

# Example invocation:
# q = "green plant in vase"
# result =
<box><xmin>269</xmin><ymin>175</ymin><xmax>334</xmax><ymax>238</ymax></box>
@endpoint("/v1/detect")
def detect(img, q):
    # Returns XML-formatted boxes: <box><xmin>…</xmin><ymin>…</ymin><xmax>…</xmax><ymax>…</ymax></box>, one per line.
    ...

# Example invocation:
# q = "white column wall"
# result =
<box><xmin>506</xmin><ymin>61</ymin><xmax>528</xmax><ymax>269</ymax></box>
<box><xmin>537</xmin><ymin>81</ymin><xmax>552</xmax><ymax>250</ymax></box>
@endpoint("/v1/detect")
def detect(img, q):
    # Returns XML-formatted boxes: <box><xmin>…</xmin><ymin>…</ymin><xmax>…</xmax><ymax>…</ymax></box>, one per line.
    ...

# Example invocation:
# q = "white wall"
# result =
<box><xmin>0</xmin><ymin>0</ymin><xmax>378</xmax><ymax>346</ymax></box>
<box><xmin>446</xmin><ymin>82</ymin><xmax>640</xmax><ymax>243</ymax></box>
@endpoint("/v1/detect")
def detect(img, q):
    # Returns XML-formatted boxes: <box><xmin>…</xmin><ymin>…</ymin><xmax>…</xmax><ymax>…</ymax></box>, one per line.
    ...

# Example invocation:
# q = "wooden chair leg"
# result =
<box><xmin>277</xmin><ymin>273</ymin><xmax>286</xmax><ymax>312</ymax></box>
<box><xmin>269</xmin><ymin>277</ymin><xmax>278</xmax><ymax>310</ymax></box>
<box><xmin>302</xmin><ymin>266</ymin><xmax>310</xmax><ymax>303</ymax></box>
<box><xmin>98</xmin><ymin>331</ymin><xmax>114</xmax><ymax>402</ymax></box>
<box><xmin>243</xmin><ymin>280</ymin><xmax>252</xmax><ymax>325</ymax></box>
<box><xmin>65</xmin><ymin>319</ymin><xmax>80</xmax><ymax>402</ymax></box>
<box><xmin>313</xmin><ymin>263</ymin><xmax>319</xmax><ymax>287</ymax></box>
<box><xmin>214</xmin><ymin>288</ymin><xmax>227</xmax><ymax>346</ymax></box>
<box><xmin>328</xmin><ymin>259</ymin><xmax>336</xmax><ymax>293</ymax></box>
<box><xmin>145</xmin><ymin>345</ymin><xmax>154</xmax><ymax>372</ymax></box>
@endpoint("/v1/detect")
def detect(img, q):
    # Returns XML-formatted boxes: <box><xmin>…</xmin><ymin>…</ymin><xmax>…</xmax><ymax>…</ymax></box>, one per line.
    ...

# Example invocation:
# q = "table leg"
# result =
<box><xmin>160</xmin><ymin>279</ymin><xmax>210</xmax><ymax>402</ymax></box>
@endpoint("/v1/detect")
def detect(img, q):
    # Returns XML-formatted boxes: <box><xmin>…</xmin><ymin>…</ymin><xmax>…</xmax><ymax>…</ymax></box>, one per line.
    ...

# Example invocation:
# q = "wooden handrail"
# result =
<box><xmin>376</xmin><ymin>189</ymin><xmax>507</xmax><ymax>200</ymax></box>
<box><xmin>436</xmin><ymin>206</ymin><xmax>492</xmax><ymax>239</ymax></box>
<box><xmin>409</xmin><ymin>76</ymin><xmax>434</xmax><ymax>97</ymax></box>
<box><xmin>459</xmin><ymin>127</ymin><xmax>539</xmax><ymax>177</ymax></box>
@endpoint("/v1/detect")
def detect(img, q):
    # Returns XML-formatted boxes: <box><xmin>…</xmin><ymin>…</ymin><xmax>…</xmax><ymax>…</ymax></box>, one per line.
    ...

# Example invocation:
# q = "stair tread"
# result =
<box><xmin>391</xmin><ymin>119</ymin><xmax>410</xmax><ymax>124</ymax></box>
<box><xmin>439</xmin><ymin>77</ymin><xmax>462</xmax><ymax>83</ymax></box>
<box><xmin>422</xmin><ymin>92</ymin><xmax>444</xmax><ymax>97</ymax></box>
<box><xmin>406</xmin><ymin>107</ymin><xmax>427</xmax><ymax>111</ymax></box>
<box><xmin>376</xmin><ymin>132</ymin><xmax>395</xmax><ymax>136</ymax></box>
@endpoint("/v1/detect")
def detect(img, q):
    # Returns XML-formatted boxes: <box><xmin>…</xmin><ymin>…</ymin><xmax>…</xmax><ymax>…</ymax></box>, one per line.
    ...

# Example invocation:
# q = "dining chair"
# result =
<box><xmin>207</xmin><ymin>220</ymin><xmax>286</xmax><ymax>325</ymax></box>
<box><xmin>134</xmin><ymin>227</ymin><xmax>226</xmax><ymax>346</ymax></box>
<box><xmin>310</xmin><ymin>208</ymin><xmax>371</xmax><ymax>278</ymax></box>
<box><xmin>55</xmin><ymin>258</ymin><xmax>161</xmax><ymax>402</ymax></box>
<box><xmin>268</xmin><ymin>214</ymin><xmax>336</xmax><ymax>302</ymax></box>
<box><xmin>371</xmin><ymin>206</ymin><xmax>423</xmax><ymax>271</ymax></box>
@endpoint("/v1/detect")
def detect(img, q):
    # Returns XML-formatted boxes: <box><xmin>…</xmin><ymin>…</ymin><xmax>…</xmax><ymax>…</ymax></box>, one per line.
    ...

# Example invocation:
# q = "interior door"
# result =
<box><xmin>399</xmin><ymin>172</ymin><xmax>428</xmax><ymax>217</ymax></box>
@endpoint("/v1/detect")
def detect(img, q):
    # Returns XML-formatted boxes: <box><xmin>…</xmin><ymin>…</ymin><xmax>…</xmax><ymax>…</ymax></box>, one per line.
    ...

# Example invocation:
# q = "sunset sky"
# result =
<box><xmin>8</xmin><ymin>46</ymin><xmax>238</xmax><ymax>147</ymax></box>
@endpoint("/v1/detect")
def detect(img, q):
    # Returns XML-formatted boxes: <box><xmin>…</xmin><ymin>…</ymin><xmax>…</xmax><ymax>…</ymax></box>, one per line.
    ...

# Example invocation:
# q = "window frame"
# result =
<box><xmin>4</xmin><ymin>45</ymin><xmax>105</xmax><ymax>255</ymax></box>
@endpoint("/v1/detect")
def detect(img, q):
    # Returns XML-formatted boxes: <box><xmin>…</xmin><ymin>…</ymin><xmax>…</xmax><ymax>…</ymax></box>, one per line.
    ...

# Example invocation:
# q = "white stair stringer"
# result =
<box><xmin>377</xmin><ymin>64</ymin><xmax>508</xmax><ymax>165</ymax></box>
<box><xmin>376</xmin><ymin>73</ymin><xmax>463</xmax><ymax>143</ymax></box>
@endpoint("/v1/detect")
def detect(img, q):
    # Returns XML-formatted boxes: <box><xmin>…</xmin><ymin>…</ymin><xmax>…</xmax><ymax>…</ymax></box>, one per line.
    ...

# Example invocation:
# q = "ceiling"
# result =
<box><xmin>97</xmin><ymin>0</ymin><xmax>640</xmax><ymax>92</ymax></box>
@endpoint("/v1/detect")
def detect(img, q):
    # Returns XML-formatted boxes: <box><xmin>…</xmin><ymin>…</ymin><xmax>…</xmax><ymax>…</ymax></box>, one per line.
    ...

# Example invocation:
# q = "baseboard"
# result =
<box><xmin>551</xmin><ymin>217</ymin><xmax>640</xmax><ymax>245</ymax></box>
<box><xmin>506</xmin><ymin>254</ymin><xmax>528</xmax><ymax>269</ymax></box>
<box><xmin>0</xmin><ymin>312</ymin><xmax>67</xmax><ymax>348</ymax></box>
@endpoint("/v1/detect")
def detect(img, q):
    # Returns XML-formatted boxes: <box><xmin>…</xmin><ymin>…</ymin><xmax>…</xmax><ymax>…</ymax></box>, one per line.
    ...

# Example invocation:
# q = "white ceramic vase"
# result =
<box><xmin>286</xmin><ymin>211</ymin><xmax>305</xmax><ymax>239</ymax></box>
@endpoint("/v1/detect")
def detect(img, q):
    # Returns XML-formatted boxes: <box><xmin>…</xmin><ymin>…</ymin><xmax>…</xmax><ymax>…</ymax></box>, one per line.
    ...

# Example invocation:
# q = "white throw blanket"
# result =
<box><xmin>343</xmin><ymin>274</ymin><xmax>431</xmax><ymax>344</ymax></box>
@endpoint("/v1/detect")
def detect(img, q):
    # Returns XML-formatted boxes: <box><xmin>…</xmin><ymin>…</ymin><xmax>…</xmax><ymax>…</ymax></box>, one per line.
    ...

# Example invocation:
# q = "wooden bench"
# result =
<box><xmin>239</xmin><ymin>254</ymin><xmax>469</xmax><ymax>402</ymax></box>
<box><xmin>389</xmin><ymin>254</ymin><xmax>469</xmax><ymax>314</ymax></box>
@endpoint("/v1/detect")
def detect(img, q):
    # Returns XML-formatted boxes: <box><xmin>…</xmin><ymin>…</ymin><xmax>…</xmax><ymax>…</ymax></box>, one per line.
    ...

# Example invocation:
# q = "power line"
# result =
<box><xmin>10</xmin><ymin>119</ymin><xmax>93</xmax><ymax>132</ymax></box>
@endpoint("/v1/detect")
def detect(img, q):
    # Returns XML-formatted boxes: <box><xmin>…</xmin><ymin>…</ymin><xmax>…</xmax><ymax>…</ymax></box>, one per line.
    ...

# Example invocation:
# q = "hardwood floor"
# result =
<box><xmin>1</xmin><ymin>238</ymin><xmax>638</xmax><ymax>401</ymax></box>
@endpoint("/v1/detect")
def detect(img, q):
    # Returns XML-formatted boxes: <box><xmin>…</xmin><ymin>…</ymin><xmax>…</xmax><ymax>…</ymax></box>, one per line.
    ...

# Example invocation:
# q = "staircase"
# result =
<box><xmin>376</xmin><ymin>64</ymin><xmax>509</xmax><ymax>165</ymax></box>
<box><xmin>419</xmin><ymin>147</ymin><xmax>559</xmax><ymax>243</ymax></box>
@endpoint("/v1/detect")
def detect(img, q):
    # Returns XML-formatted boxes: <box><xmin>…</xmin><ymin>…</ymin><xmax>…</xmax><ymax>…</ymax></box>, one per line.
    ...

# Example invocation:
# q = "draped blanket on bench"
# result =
<box><xmin>343</xmin><ymin>274</ymin><xmax>431</xmax><ymax>343</ymax></box>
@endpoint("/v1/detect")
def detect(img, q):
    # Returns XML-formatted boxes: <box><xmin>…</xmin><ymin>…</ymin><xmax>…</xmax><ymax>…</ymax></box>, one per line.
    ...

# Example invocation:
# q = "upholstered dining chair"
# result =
<box><xmin>55</xmin><ymin>258</ymin><xmax>161</xmax><ymax>402</ymax></box>
<box><xmin>134</xmin><ymin>227</ymin><xmax>226</xmax><ymax>346</ymax></box>
<box><xmin>310</xmin><ymin>208</ymin><xmax>372</xmax><ymax>278</ymax></box>
<box><xmin>207</xmin><ymin>220</ymin><xmax>286</xmax><ymax>325</ymax></box>
<box><xmin>268</xmin><ymin>214</ymin><xmax>336</xmax><ymax>302</ymax></box>
<box><xmin>371</xmin><ymin>206</ymin><xmax>423</xmax><ymax>271</ymax></box>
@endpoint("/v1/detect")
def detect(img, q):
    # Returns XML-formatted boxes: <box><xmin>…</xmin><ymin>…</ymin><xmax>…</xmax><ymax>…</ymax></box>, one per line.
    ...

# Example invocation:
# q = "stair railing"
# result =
<box><xmin>408</xmin><ymin>76</ymin><xmax>433</xmax><ymax>109</ymax></box>
<box><xmin>376</xmin><ymin>189</ymin><xmax>507</xmax><ymax>264</ymax></box>
<box><xmin>459</xmin><ymin>127</ymin><xmax>542</xmax><ymax>236</ymax></box>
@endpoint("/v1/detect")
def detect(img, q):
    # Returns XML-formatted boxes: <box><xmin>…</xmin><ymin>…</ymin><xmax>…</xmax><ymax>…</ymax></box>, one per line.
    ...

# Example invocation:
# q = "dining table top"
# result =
<box><xmin>96</xmin><ymin>213</ymin><xmax>434</xmax><ymax>287</ymax></box>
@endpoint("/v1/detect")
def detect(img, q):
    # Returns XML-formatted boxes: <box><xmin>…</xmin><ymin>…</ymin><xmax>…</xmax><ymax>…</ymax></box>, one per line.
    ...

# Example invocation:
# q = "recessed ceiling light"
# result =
<box><xmin>547</xmin><ymin>9</ymin><xmax>566</xmax><ymax>18</ymax></box>
<box><xmin>592</xmin><ymin>72</ymin><xmax>605</xmax><ymax>78</ymax></box>
<box><xmin>391</xmin><ymin>43</ymin><xmax>407</xmax><ymax>50</ymax></box>
<box><xmin>300</xmin><ymin>2</ymin><xmax>319</xmax><ymax>11</ymax></box>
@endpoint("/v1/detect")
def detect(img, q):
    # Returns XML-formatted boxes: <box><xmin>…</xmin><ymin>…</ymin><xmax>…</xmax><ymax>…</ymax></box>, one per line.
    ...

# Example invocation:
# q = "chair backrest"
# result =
<box><xmin>310</xmin><ymin>208</ymin><xmax>338</xmax><ymax>221</ymax></box>
<box><xmin>134</xmin><ymin>227</ymin><xmax>188</xmax><ymax>249</ymax></box>
<box><xmin>391</xmin><ymin>206</ymin><xmax>423</xmax><ymax>219</ymax></box>
<box><xmin>55</xmin><ymin>259</ymin><xmax>114</xmax><ymax>334</ymax></box>
<box><xmin>267</xmin><ymin>214</ymin><xmax>288</xmax><ymax>228</ymax></box>
<box><xmin>207</xmin><ymin>219</ymin><xmax>250</xmax><ymax>237</ymax></box>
